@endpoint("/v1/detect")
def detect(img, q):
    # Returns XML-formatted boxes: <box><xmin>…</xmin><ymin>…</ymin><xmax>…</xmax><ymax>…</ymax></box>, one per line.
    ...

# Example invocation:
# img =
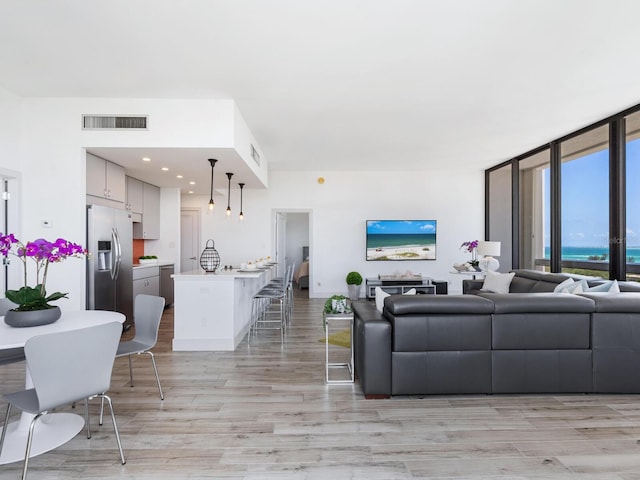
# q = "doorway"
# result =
<box><xmin>0</xmin><ymin>171</ymin><xmax>20</xmax><ymax>293</ymax></box>
<box><xmin>180</xmin><ymin>208</ymin><xmax>200</xmax><ymax>273</ymax></box>
<box><xmin>274</xmin><ymin>210</ymin><xmax>311</xmax><ymax>297</ymax></box>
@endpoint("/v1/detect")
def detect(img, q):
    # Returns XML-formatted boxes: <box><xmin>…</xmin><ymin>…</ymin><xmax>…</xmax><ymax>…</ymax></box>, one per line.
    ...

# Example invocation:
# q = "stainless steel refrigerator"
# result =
<box><xmin>86</xmin><ymin>204</ymin><xmax>134</xmax><ymax>328</ymax></box>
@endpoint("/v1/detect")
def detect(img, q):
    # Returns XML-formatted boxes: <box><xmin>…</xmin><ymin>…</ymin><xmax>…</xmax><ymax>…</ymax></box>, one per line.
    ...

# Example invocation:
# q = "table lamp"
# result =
<box><xmin>477</xmin><ymin>241</ymin><xmax>501</xmax><ymax>272</ymax></box>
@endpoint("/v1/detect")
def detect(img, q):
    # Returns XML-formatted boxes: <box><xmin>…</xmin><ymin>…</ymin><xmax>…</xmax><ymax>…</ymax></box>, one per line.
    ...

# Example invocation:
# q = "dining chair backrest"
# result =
<box><xmin>0</xmin><ymin>297</ymin><xmax>17</xmax><ymax>316</ymax></box>
<box><xmin>24</xmin><ymin>321</ymin><xmax>122</xmax><ymax>412</ymax></box>
<box><xmin>133</xmin><ymin>294</ymin><xmax>165</xmax><ymax>347</ymax></box>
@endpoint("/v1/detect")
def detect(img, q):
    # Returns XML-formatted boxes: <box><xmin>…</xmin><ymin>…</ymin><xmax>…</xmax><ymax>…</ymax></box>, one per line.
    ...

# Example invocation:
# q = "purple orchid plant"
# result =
<box><xmin>0</xmin><ymin>234</ymin><xmax>86</xmax><ymax>311</ymax></box>
<box><xmin>460</xmin><ymin>240</ymin><xmax>479</xmax><ymax>266</ymax></box>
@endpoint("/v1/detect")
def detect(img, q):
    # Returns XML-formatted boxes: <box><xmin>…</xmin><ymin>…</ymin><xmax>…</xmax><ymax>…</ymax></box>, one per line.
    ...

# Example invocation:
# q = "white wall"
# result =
<box><xmin>233</xmin><ymin>103</ymin><xmax>269</xmax><ymax>187</ymax></box>
<box><xmin>182</xmin><ymin>169</ymin><xmax>485</xmax><ymax>295</ymax></box>
<box><xmin>0</xmin><ymin>87</ymin><xmax>21</xmax><ymax>166</ymax></box>
<box><xmin>5</xmin><ymin>97</ymin><xmax>261</xmax><ymax>310</ymax></box>
<box><xmin>0</xmin><ymin>94</ymin><xmax>485</xmax><ymax>309</ymax></box>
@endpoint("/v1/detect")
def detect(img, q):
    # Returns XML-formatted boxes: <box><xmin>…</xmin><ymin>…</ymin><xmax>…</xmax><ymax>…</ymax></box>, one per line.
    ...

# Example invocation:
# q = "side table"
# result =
<box><xmin>450</xmin><ymin>270</ymin><xmax>486</xmax><ymax>281</ymax></box>
<box><xmin>323</xmin><ymin>311</ymin><xmax>354</xmax><ymax>384</ymax></box>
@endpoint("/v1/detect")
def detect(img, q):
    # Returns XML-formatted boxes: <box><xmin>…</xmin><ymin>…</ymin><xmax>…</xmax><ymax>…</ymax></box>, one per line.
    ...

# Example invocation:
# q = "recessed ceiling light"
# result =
<box><xmin>176</xmin><ymin>175</ymin><xmax>183</xmax><ymax>179</ymax></box>
<box><xmin>189</xmin><ymin>181</ymin><xmax>195</xmax><ymax>185</ymax></box>
<box><xmin>142</xmin><ymin>157</ymin><xmax>151</xmax><ymax>162</ymax></box>
<box><xmin>188</xmin><ymin>191</ymin><xmax>193</xmax><ymax>194</ymax></box>
<box><xmin>162</xmin><ymin>167</ymin><xmax>169</xmax><ymax>171</ymax></box>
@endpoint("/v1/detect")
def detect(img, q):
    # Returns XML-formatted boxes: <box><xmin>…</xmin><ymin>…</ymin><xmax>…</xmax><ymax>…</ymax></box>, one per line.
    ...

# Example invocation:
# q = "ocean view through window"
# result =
<box><xmin>488</xmin><ymin>101</ymin><xmax>640</xmax><ymax>282</ymax></box>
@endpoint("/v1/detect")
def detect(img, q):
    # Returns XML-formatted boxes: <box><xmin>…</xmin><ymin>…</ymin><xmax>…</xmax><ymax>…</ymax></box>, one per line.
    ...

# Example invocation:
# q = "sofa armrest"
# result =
<box><xmin>462</xmin><ymin>279</ymin><xmax>484</xmax><ymax>294</ymax></box>
<box><xmin>352</xmin><ymin>301</ymin><xmax>392</xmax><ymax>398</ymax></box>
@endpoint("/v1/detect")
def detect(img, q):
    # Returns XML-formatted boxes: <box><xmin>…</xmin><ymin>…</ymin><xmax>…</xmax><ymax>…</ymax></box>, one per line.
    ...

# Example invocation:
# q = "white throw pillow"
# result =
<box><xmin>374</xmin><ymin>287</ymin><xmax>417</xmax><ymax>313</ymax></box>
<box><xmin>481</xmin><ymin>271</ymin><xmax>515</xmax><ymax>294</ymax></box>
<box><xmin>585</xmin><ymin>279</ymin><xmax>620</xmax><ymax>293</ymax></box>
<box><xmin>563</xmin><ymin>279</ymin><xmax>588</xmax><ymax>294</ymax></box>
<box><xmin>553</xmin><ymin>278</ymin><xmax>575</xmax><ymax>293</ymax></box>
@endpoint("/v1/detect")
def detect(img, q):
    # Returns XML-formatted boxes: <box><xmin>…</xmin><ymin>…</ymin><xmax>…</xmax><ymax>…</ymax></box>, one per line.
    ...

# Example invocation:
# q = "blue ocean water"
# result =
<box><xmin>544</xmin><ymin>246</ymin><xmax>640</xmax><ymax>261</ymax></box>
<box><xmin>367</xmin><ymin>233</ymin><xmax>436</xmax><ymax>249</ymax></box>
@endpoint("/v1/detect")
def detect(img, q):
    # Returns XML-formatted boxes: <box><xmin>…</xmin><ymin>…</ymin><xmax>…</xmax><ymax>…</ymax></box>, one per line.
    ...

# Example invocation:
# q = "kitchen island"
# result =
<box><xmin>171</xmin><ymin>267</ymin><xmax>273</xmax><ymax>351</ymax></box>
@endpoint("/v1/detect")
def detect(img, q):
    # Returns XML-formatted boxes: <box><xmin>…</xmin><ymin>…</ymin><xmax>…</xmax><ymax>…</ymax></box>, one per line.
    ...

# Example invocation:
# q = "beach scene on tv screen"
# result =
<box><xmin>366</xmin><ymin>220</ymin><xmax>436</xmax><ymax>261</ymax></box>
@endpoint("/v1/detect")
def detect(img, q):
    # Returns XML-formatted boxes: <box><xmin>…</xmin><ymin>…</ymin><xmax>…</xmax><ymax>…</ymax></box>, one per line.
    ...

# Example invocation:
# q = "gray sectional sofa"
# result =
<box><xmin>352</xmin><ymin>269</ymin><xmax>640</xmax><ymax>398</ymax></box>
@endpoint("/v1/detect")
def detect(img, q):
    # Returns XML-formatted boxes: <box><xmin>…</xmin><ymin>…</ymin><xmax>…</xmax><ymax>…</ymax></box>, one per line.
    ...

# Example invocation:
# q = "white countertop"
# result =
<box><xmin>172</xmin><ymin>268</ymin><xmax>266</xmax><ymax>279</ymax></box>
<box><xmin>133</xmin><ymin>261</ymin><xmax>174</xmax><ymax>269</ymax></box>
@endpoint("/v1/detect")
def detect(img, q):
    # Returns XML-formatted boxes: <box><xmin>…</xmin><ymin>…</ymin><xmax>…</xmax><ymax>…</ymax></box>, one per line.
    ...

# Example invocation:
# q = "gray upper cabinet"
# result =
<box><xmin>126</xmin><ymin>176</ymin><xmax>144</xmax><ymax>214</ymax></box>
<box><xmin>133</xmin><ymin>182</ymin><xmax>161</xmax><ymax>239</ymax></box>
<box><xmin>86</xmin><ymin>153</ymin><xmax>126</xmax><ymax>204</ymax></box>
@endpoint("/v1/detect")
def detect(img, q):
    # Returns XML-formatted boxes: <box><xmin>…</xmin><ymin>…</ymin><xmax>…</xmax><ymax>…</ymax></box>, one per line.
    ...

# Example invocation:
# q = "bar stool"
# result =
<box><xmin>249</xmin><ymin>263</ymin><xmax>295</xmax><ymax>343</ymax></box>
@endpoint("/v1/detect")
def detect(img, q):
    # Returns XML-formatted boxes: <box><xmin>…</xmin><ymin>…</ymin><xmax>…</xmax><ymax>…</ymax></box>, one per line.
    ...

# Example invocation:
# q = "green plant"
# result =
<box><xmin>0</xmin><ymin>234</ymin><xmax>86</xmax><ymax>311</ymax></box>
<box><xmin>323</xmin><ymin>294</ymin><xmax>348</xmax><ymax>313</ymax></box>
<box><xmin>345</xmin><ymin>271</ymin><xmax>363</xmax><ymax>285</ymax></box>
<box><xmin>139</xmin><ymin>255</ymin><xmax>158</xmax><ymax>260</ymax></box>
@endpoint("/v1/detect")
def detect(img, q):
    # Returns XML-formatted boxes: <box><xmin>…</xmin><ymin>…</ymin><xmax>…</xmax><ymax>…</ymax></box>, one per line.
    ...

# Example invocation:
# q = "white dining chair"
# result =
<box><xmin>117</xmin><ymin>294</ymin><xmax>166</xmax><ymax>399</ymax></box>
<box><xmin>0</xmin><ymin>298</ymin><xmax>25</xmax><ymax>366</ymax></box>
<box><xmin>0</xmin><ymin>321</ymin><xmax>125</xmax><ymax>480</ymax></box>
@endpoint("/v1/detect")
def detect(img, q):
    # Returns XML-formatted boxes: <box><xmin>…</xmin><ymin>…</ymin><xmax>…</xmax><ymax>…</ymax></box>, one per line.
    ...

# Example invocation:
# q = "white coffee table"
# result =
<box><xmin>0</xmin><ymin>310</ymin><xmax>125</xmax><ymax>465</ymax></box>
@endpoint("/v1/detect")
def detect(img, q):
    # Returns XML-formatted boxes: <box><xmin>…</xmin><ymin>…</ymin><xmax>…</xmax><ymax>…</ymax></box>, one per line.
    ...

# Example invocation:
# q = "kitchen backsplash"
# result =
<box><xmin>133</xmin><ymin>239</ymin><xmax>145</xmax><ymax>264</ymax></box>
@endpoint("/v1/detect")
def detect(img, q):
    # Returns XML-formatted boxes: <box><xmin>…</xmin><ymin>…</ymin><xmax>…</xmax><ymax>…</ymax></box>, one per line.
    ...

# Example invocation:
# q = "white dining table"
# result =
<box><xmin>0</xmin><ymin>310</ymin><xmax>125</xmax><ymax>465</ymax></box>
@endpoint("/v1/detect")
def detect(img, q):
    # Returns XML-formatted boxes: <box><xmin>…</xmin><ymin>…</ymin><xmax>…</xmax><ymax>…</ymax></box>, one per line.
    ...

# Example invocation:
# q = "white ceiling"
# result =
<box><xmin>2</xmin><ymin>0</ymin><xmax>640</xmax><ymax>193</ymax></box>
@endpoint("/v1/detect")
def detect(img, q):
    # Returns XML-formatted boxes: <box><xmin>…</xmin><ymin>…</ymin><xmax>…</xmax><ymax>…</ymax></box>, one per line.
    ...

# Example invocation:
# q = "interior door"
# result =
<box><xmin>180</xmin><ymin>209</ymin><xmax>200</xmax><ymax>273</ymax></box>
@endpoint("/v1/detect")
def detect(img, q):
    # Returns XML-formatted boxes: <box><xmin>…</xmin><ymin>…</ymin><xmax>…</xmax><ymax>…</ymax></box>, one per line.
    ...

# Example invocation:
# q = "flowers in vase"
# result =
<box><xmin>0</xmin><ymin>234</ymin><xmax>86</xmax><ymax>311</ymax></box>
<box><xmin>460</xmin><ymin>240</ymin><xmax>479</xmax><ymax>268</ymax></box>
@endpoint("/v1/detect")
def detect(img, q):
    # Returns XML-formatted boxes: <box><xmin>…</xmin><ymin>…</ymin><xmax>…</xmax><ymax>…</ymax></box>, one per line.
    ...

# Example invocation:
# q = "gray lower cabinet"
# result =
<box><xmin>160</xmin><ymin>264</ymin><xmax>174</xmax><ymax>307</ymax></box>
<box><xmin>133</xmin><ymin>266</ymin><xmax>160</xmax><ymax>298</ymax></box>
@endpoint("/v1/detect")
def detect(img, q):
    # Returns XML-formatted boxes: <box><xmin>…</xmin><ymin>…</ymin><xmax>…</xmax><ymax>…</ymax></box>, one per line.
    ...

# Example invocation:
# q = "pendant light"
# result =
<box><xmin>225</xmin><ymin>172</ymin><xmax>234</xmax><ymax>216</ymax></box>
<box><xmin>238</xmin><ymin>183</ymin><xmax>245</xmax><ymax>220</ymax></box>
<box><xmin>208</xmin><ymin>159</ymin><xmax>217</xmax><ymax>211</ymax></box>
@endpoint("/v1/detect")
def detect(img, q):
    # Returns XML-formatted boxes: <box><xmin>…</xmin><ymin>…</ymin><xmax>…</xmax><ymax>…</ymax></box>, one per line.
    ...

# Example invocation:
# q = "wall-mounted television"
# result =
<box><xmin>366</xmin><ymin>220</ymin><xmax>437</xmax><ymax>261</ymax></box>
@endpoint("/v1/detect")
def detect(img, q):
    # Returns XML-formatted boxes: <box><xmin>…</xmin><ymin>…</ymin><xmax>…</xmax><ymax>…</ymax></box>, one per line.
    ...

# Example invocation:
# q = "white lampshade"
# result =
<box><xmin>477</xmin><ymin>241</ymin><xmax>501</xmax><ymax>257</ymax></box>
<box><xmin>477</xmin><ymin>241</ymin><xmax>501</xmax><ymax>272</ymax></box>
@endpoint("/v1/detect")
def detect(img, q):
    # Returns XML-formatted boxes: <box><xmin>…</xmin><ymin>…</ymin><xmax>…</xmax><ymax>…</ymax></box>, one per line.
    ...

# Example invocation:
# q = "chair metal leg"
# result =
<box><xmin>99</xmin><ymin>396</ymin><xmax>105</xmax><ymax>425</ymax></box>
<box><xmin>85</xmin><ymin>398</ymin><xmax>92</xmax><ymax>439</ymax></box>
<box><xmin>0</xmin><ymin>403</ymin><xmax>12</xmax><ymax>456</ymax></box>
<box><xmin>143</xmin><ymin>351</ymin><xmax>164</xmax><ymax>400</ymax></box>
<box><xmin>128</xmin><ymin>355</ymin><xmax>134</xmax><ymax>387</ymax></box>
<box><xmin>98</xmin><ymin>394</ymin><xmax>126</xmax><ymax>465</ymax></box>
<box><xmin>279</xmin><ymin>298</ymin><xmax>285</xmax><ymax>343</ymax></box>
<box><xmin>22</xmin><ymin>413</ymin><xmax>43</xmax><ymax>480</ymax></box>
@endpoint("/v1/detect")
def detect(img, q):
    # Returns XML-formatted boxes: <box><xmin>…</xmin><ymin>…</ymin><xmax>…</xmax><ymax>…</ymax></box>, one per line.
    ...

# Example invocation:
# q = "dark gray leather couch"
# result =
<box><xmin>352</xmin><ymin>270</ymin><xmax>640</xmax><ymax>398</ymax></box>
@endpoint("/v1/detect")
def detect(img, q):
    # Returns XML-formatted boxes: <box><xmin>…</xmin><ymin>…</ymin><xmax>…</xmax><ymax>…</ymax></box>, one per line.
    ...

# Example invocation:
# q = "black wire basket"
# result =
<box><xmin>200</xmin><ymin>239</ymin><xmax>221</xmax><ymax>273</ymax></box>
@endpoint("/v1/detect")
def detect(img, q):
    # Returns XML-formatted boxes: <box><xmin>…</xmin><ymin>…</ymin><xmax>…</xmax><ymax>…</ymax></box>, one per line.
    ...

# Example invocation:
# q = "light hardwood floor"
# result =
<box><xmin>2</xmin><ymin>290</ymin><xmax>640</xmax><ymax>479</ymax></box>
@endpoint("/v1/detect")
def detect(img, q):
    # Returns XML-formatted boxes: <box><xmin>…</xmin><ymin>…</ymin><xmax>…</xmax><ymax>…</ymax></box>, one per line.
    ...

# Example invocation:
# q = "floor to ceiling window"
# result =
<box><xmin>487</xmin><ymin>163</ymin><xmax>512</xmax><ymax>272</ymax></box>
<box><xmin>626</xmin><ymin>111</ymin><xmax>640</xmax><ymax>281</ymax></box>
<box><xmin>559</xmin><ymin>125</ymin><xmax>610</xmax><ymax>278</ymax></box>
<box><xmin>519</xmin><ymin>149</ymin><xmax>550</xmax><ymax>271</ymax></box>
<box><xmin>486</xmin><ymin>101</ymin><xmax>640</xmax><ymax>281</ymax></box>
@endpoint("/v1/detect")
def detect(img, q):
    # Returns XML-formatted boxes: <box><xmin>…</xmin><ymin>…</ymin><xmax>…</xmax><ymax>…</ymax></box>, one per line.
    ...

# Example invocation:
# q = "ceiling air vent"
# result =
<box><xmin>82</xmin><ymin>115</ymin><xmax>148</xmax><ymax>130</ymax></box>
<box><xmin>251</xmin><ymin>144</ymin><xmax>260</xmax><ymax>166</ymax></box>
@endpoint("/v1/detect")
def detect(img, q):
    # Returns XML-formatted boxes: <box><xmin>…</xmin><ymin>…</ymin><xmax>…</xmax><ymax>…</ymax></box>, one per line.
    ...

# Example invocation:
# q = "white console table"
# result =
<box><xmin>365</xmin><ymin>277</ymin><xmax>435</xmax><ymax>298</ymax></box>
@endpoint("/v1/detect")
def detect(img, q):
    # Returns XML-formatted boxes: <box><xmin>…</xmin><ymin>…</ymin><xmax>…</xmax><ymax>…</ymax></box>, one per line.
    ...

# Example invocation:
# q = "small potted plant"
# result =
<box><xmin>345</xmin><ymin>271</ymin><xmax>363</xmax><ymax>301</ymax></box>
<box><xmin>139</xmin><ymin>255</ymin><xmax>158</xmax><ymax>264</ymax></box>
<box><xmin>324</xmin><ymin>294</ymin><xmax>349</xmax><ymax>314</ymax></box>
